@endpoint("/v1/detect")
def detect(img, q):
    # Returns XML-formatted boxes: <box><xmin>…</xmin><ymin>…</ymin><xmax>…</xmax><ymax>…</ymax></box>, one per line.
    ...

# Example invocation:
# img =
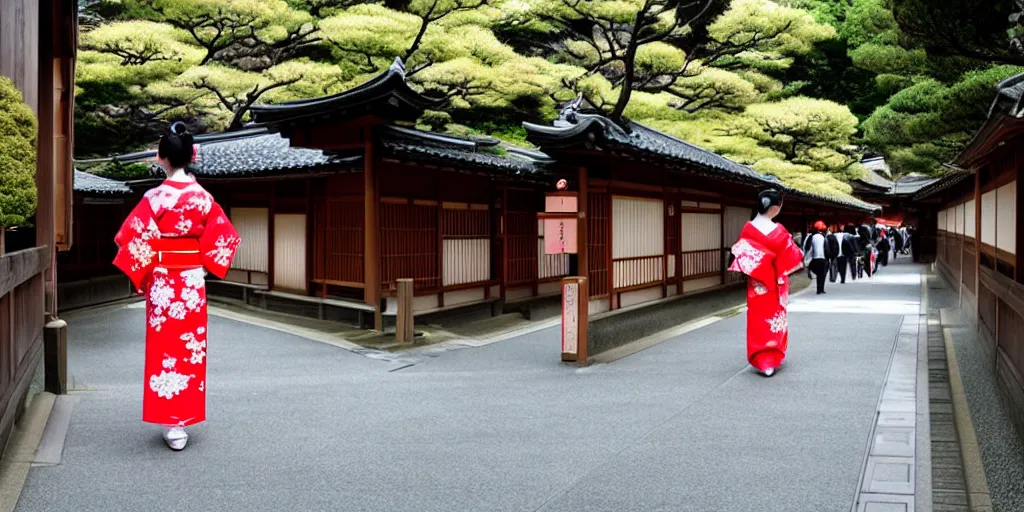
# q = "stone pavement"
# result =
<box><xmin>16</xmin><ymin>260</ymin><xmax>928</xmax><ymax>512</ymax></box>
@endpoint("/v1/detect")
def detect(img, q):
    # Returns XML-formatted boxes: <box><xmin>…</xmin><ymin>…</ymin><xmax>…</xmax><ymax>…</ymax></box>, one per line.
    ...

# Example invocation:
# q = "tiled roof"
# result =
<box><xmin>856</xmin><ymin>165</ymin><xmax>894</xmax><ymax>190</ymax></box>
<box><xmin>951</xmin><ymin>72</ymin><xmax>1024</xmax><ymax>168</ymax></box>
<box><xmin>524</xmin><ymin>114</ymin><xmax>879</xmax><ymax>213</ymax></box>
<box><xmin>890</xmin><ymin>174</ymin><xmax>939</xmax><ymax>195</ymax></box>
<box><xmin>524</xmin><ymin>114</ymin><xmax>766</xmax><ymax>184</ymax></box>
<box><xmin>189</xmin><ymin>132</ymin><xmax>358</xmax><ymax>177</ymax></box>
<box><xmin>73</xmin><ymin>170</ymin><xmax>132</xmax><ymax>195</ymax></box>
<box><xmin>248</xmin><ymin>58</ymin><xmax>445</xmax><ymax>127</ymax></box>
<box><xmin>913</xmin><ymin>169</ymin><xmax>974</xmax><ymax>201</ymax></box>
<box><xmin>376</xmin><ymin>125</ymin><xmax>547</xmax><ymax>179</ymax></box>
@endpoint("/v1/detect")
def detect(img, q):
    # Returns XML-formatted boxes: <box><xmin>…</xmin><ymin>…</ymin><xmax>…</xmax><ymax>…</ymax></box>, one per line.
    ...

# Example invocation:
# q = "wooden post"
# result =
<box><xmin>662</xmin><ymin>185</ymin><xmax>669</xmax><ymax>298</ymax></box>
<box><xmin>305</xmin><ymin>179</ymin><xmax>313</xmax><ymax>296</ymax></box>
<box><xmin>437</xmin><ymin>168</ymin><xmax>444</xmax><ymax>308</ymax></box>
<box><xmin>1016</xmin><ymin>156</ymin><xmax>1024</xmax><ymax>283</ymax></box>
<box><xmin>268</xmin><ymin>193</ymin><xmax>276</xmax><ymax>291</ymax></box>
<box><xmin>975</xmin><ymin>170</ymin><xmax>982</xmax><ymax>321</ymax></box>
<box><xmin>607</xmin><ymin>194</ymin><xmax>614</xmax><ymax>310</ymax></box>
<box><xmin>720</xmin><ymin>207</ymin><xmax>726</xmax><ymax>285</ymax></box>
<box><xmin>396</xmin><ymin>278</ymin><xmax>414</xmax><ymax>343</ymax></box>
<box><xmin>44</xmin><ymin>319</ymin><xmax>67</xmax><ymax>394</ymax></box>
<box><xmin>561</xmin><ymin>276</ymin><xmax>588</xmax><ymax>364</ymax></box>
<box><xmin>501</xmin><ymin>179</ymin><xmax>508</xmax><ymax>301</ymax></box>
<box><xmin>364</xmin><ymin>128</ymin><xmax>382</xmax><ymax>330</ymax></box>
<box><xmin>577</xmin><ymin>166</ymin><xmax>589</xmax><ymax>287</ymax></box>
<box><xmin>37</xmin><ymin>10</ymin><xmax>56</xmax><ymax>317</ymax></box>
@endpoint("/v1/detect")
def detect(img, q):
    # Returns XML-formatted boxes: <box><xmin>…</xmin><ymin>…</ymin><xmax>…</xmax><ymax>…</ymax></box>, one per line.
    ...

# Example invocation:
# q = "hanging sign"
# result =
<box><xmin>540</xmin><ymin>188</ymin><xmax>579</xmax><ymax>254</ymax></box>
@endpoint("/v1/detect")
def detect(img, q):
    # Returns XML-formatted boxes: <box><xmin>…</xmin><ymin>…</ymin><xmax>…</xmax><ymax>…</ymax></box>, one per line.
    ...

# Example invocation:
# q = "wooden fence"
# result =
<box><xmin>0</xmin><ymin>246</ymin><xmax>50</xmax><ymax>455</ymax></box>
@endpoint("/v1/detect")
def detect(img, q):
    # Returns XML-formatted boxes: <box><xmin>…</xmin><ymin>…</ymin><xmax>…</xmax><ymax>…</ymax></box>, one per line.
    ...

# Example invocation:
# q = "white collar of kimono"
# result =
<box><xmin>144</xmin><ymin>179</ymin><xmax>204</xmax><ymax>215</ymax></box>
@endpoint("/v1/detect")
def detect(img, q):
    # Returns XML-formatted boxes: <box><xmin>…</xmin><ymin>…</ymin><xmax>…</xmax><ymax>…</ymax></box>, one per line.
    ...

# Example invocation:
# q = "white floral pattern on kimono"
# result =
<box><xmin>766</xmin><ymin>310</ymin><xmax>788</xmax><ymax>334</ymax></box>
<box><xmin>731</xmin><ymin>239</ymin><xmax>766</xmax><ymax>275</ymax></box>
<box><xmin>149</xmin><ymin>370</ymin><xmax>193</xmax><ymax>400</ymax></box>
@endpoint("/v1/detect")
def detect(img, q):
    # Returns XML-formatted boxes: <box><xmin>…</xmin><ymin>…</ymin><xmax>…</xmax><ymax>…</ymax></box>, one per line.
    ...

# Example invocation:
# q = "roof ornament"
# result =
<box><xmin>553</xmin><ymin>93</ymin><xmax>584</xmax><ymax>128</ymax></box>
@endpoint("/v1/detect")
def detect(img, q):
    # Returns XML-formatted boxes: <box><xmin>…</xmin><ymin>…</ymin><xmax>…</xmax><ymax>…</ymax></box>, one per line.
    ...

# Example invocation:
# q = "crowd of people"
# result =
<box><xmin>799</xmin><ymin>221</ymin><xmax>913</xmax><ymax>295</ymax></box>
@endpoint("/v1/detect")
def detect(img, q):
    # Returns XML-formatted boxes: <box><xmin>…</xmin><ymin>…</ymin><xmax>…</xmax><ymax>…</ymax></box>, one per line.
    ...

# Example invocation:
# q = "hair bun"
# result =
<box><xmin>170</xmin><ymin>121</ymin><xmax>188</xmax><ymax>136</ymax></box>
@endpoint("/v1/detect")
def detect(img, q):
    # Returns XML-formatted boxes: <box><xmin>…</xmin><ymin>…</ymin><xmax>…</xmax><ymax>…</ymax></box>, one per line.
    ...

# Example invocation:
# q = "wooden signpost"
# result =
<box><xmin>561</xmin><ymin>276</ymin><xmax>588</xmax><ymax>362</ymax></box>
<box><xmin>539</xmin><ymin>181</ymin><xmax>588</xmax><ymax>363</ymax></box>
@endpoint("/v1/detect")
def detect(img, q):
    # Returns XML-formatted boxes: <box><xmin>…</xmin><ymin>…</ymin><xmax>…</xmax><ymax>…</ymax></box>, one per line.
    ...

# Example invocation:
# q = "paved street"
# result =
<box><xmin>17</xmin><ymin>260</ymin><xmax>925</xmax><ymax>512</ymax></box>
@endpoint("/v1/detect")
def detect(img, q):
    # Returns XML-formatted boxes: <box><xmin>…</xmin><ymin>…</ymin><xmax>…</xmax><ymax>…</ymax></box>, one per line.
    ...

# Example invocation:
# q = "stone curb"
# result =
<box><xmin>0</xmin><ymin>392</ymin><xmax>56</xmax><ymax>512</ymax></box>
<box><xmin>942</xmin><ymin>327</ymin><xmax>994</xmax><ymax>512</ymax></box>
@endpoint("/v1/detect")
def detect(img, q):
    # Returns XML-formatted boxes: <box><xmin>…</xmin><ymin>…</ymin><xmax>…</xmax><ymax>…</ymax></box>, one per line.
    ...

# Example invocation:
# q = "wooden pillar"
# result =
<box><xmin>364</xmin><ymin>128</ymin><xmax>382</xmax><ymax>330</ymax></box>
<box><xmin>720</xmin><ymin>207</ymin><xmax>726</xmax><ymax>285</ymax></box>
<box><xmin>1016</xmin><ymin>157</ymin><xmax>1024</xmax><ymax>283</ymax></box>
<box><xmin>396</xmin><ymin>278</ymin><xmax>414</xmax><ymax>343</ymax></box>
<box><xmin>501</xmin><ymin>179</ymin><xmax>508</xmax><ymax>301</ymax></box>
<box><xmin>437</xmin><ymin>168</ymin><xmax>444</xmax><ymax>308</ymax></box>
<box><xmin>268</xmin><ymin>193</ymin><xmax>276</xmax><ymax>291</ymax></box>
<box><xmin>661</xmin><ymin>178</ymin><xmax>668</xmax><ymax>298</ymax></box>
<box><xmin>305</xmin><ymin>179</ymin><xmax>313</xmax><ymax>296</ymax></box>
<box><xmin>607</xmin><ymin>192</ymin><xmax>614</xmax><ymax>311</ymax></box>
<box><xmin>36</xmin><ymin>6</ymin><xmax>56</xmax><ymax>317</ymax></box>
<box><xmin>975</xmin><ymin>170</ymin><xmax>982</xmax><ymax>321</ymax></box>
<box><xmin>578</xmin><ymin>166</ymin><xmax>589</xmax><ymax>283</ymax></box>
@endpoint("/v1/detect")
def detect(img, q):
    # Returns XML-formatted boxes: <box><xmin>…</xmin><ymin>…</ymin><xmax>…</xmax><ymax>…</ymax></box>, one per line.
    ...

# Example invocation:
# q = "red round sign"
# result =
<box><xmin>556</xmin><ymin>179</ymin><xmax>568</xmax><ymax>190</ymax></box>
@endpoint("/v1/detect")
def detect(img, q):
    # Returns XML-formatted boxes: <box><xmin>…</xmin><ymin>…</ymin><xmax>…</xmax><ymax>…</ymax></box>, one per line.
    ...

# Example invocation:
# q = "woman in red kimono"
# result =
<box><xmin>113</xmin><ymin>122</ymin><xmax>241</xmax><ymax>450</ymax></box>
<box><xmin>728</xmin><ymin>189</ymin><xmax>804</xmax><ymax>377</ymax></box>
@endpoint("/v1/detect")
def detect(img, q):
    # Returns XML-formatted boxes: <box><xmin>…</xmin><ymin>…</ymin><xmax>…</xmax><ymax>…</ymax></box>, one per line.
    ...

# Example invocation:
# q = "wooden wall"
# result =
<box><xmin>936</xmin><ymin>144</ymin><xmax>1024</xmax><ymax>445</ymax></box>
<box><xmin>0</xmin><ymin>0</ymin><xmax>39</xmax><ymax>114</ymax></box>
<box><xmin>0</xmin><ymin>0</ymin><xmax>76</xmax><ymax>457</ymax></box>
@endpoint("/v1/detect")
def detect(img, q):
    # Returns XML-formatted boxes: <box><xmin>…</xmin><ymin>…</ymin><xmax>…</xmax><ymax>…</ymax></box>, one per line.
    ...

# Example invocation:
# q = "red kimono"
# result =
<box><xmin>728</xmin><ymin>222</ymin><xmax>804</xmax><ymax>372</ymax></box>
<box><xmin>113</xmin><ymin>178</ymin><xmax>240</xmax><ymax>427</ymax></box>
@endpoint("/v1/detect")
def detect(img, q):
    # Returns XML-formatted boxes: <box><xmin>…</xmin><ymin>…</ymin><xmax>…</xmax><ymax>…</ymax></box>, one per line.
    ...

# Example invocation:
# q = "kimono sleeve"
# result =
<box><xmin>728</xmin><ymin>238</ymin><xmax>778</xmax><ymax>291</ymax></box>
<box><xmin>776</xmin><ymin>231</ymin><xmax>804</xmax><ymax>276</ymax></box>
<box><xmin>112</xmin><ymin>200</ymin><xmax>160</xmax><ymax>291</ymax></box>
<box><xmin>199</xmin><ymin>202</ymin><xmax>241</xmax><ymax>279</ymax></box>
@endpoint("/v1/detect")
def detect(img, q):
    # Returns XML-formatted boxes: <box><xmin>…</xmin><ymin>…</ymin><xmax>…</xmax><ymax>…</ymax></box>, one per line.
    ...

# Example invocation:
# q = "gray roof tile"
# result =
<box><xmin>73</xmin><ymin>169</ymin><xmax>132</xmax><ymax>195</ymax></box>
<box><xmin>377</xmin><ymin>125</ymin><xmax>546</xmax><ymax>178</ymax></box>
<box><xmin>188</xmin><ymin>132</ymin><xmax>355</xmax><ymax>177</ymax></box>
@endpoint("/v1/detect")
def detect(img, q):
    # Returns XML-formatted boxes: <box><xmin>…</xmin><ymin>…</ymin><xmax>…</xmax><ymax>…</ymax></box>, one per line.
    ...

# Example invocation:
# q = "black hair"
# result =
<box><xmin>158</xmin><ymin>121</ymin><xmax>194</xmax><ymax>170</ymax></box>
<box><xmin>755</xmin><ymin>188</ymin><xmax>783</xmax><ymax>215</ymax></box>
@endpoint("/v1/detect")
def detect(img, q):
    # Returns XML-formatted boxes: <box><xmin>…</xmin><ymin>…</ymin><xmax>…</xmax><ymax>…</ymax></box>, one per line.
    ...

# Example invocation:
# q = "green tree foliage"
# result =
<box><xmin>0</xmin><ymin>76</ymin><xmax>38</xmax><ymax>229</ymax></box>
<box><xmin>72</xmin><ymin>0</ymin><xmax>1024</xmax><ymax>196</ymax></box>
<box><xmin>890</xmin><ymin>0</ymin><xmax>1023</xmax><ymax>66</ymax></box>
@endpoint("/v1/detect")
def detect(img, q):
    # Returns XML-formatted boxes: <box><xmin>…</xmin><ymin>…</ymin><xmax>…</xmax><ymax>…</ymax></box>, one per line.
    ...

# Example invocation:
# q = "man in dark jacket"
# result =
<box><xmin>877</xmin><ymin>229</ymin><xmax>891</xmax><ymax>268</ymax></box>
<box><xmin>858</xmin><ymin>225</ymin><xmax>874</xmax><ymax>278</ymax></box>
<box><xmin>829</xmin><ymin>226</ymin><xmax>853</xmax><ymax>283</ymax></box>
<box><xmin>893</xmin><ymin>228</ymin><xmax>904</xmax><ymax>259</ymax></box>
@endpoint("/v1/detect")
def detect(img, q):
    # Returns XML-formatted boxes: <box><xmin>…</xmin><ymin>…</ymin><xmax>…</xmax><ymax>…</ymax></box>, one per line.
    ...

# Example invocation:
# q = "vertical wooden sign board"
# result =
<box><xmin>561</xmin><ymin>276</ymin><xmax>588</xmax><ymax>363</ymax></box>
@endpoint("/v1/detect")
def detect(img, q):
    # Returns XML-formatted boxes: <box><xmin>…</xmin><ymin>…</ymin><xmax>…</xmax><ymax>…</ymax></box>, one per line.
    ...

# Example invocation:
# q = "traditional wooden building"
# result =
<box><xmin>56</xmin><ymin>171</ymin><xmax>134</xmax><ymax>310</ymax></box>
<box><xmin>65</xmin><ymin>59</ymin><xmax>881</xmax><ymax>335</ymax></box>
<box><xmin>852</xmin><ymin>157</ymin><xmax>938</xmax><ymax>225</ymax></box>
<box><xmin>0</xmin><ymin>0</ymin><xmax>78</xmax><ymax>455</ymax></box>
<box><xmin>242</xmin><ymin>60</ymin><xmax>876</xmax><ymax>329</ymax></box>
<box><xmin>921</xmin><ymin>72</ymin><xmax>1024</xmax><ymax>441</ymax></box>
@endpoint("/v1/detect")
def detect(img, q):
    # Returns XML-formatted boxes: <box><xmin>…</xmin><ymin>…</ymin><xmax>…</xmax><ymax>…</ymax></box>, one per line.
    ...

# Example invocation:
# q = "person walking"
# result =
<box><xmin>829</xmin><ymin>226</ymin><xmax>851</xmax><ymax>284</ymax></box>
<box><xmin>728</xmin><ymin>188</ymin><xmax>804</xmax><ymax>377</ymax></box>
<box><xmin>858</xmin><ymin>225</ymin><xmax>874</xmax><ymax>278</ymax></box>
<box><xmin>807</xmin><ymin>220</ymin><xmax>829</xmax><ymax>294</ymax></box>
<box><xmin>877</xmin><ymin>228</ymin><xmax>891</xmax><ymax>268</ymax></box>
<box><xmin>893</xmin><ymin>227</ymin><xmax>904</xmax><ymax>259</ymax></box>
<box><xmin>842</xmin><ymin>224</ymin><xmax>862</xmax><ymax>281</ymax></box>
<box><xmin>113</xmin><ymin>122</ymin><xmax>242</xmax><ymax>451</ymax></box>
